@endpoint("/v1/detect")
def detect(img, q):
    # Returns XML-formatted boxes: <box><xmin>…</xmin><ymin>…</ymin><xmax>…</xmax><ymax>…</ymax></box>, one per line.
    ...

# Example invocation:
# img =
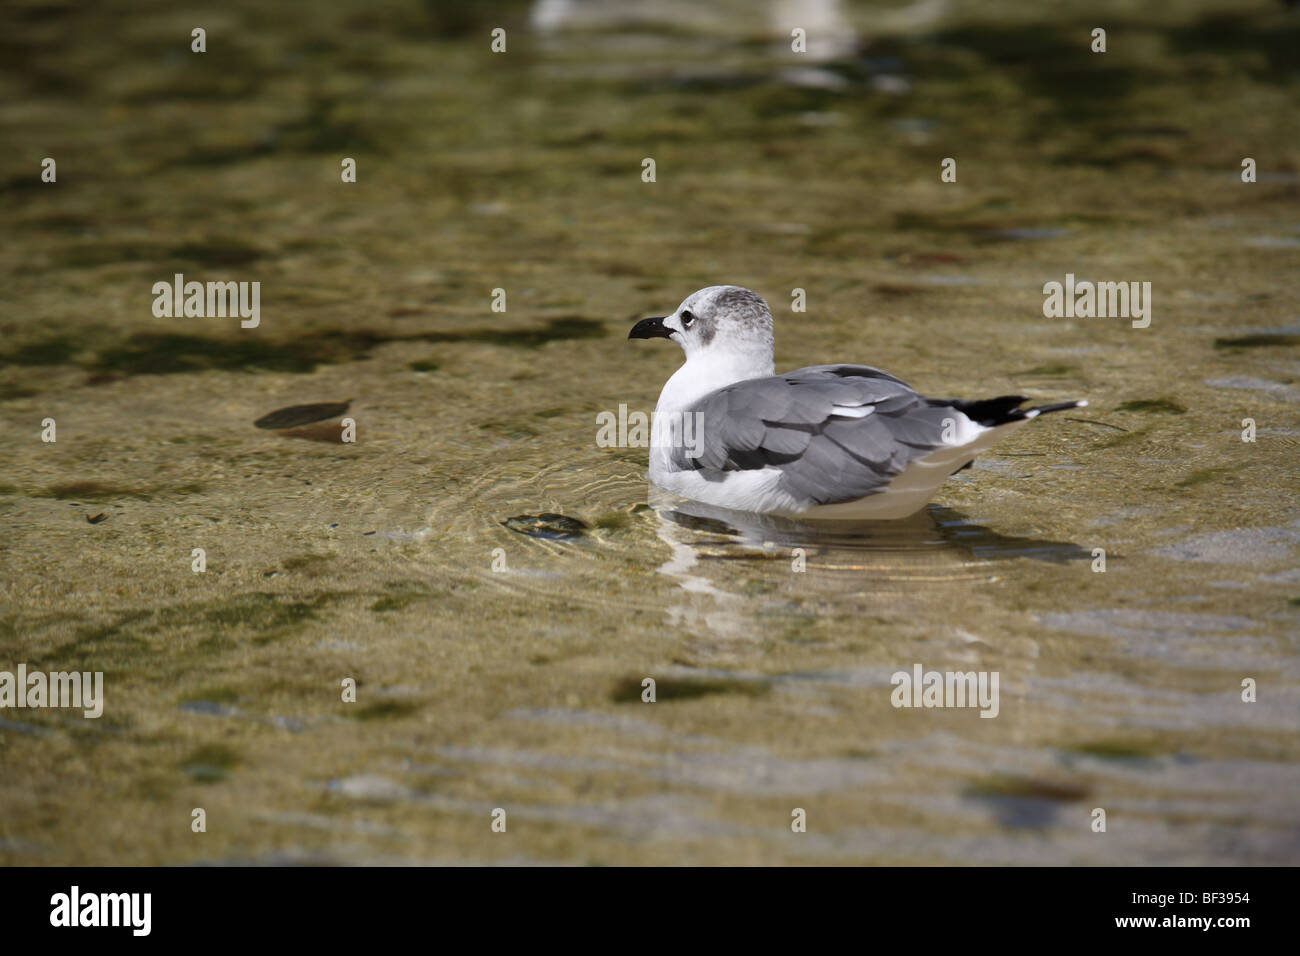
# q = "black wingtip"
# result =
<box><xmin>949</xmin><ymin>396</ymin><xmax>1086</xmax><ymax>426</ymax></box>
<box><xmin>948</xmin><ymin>395</ymin><xmax>1029</xmax><ymax>426</ymax></box>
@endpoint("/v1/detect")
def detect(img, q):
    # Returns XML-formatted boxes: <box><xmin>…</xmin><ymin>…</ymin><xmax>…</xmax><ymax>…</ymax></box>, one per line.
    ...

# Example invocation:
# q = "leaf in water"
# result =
<box><xmin>502</xmin><ymin>513</ymin><xmax>589</xmax><ymax>540</ymax></box>
<box><xmin>254</xmin><ymin>401</ymin><xmax>351</xmax><ymax>429</ymax></box>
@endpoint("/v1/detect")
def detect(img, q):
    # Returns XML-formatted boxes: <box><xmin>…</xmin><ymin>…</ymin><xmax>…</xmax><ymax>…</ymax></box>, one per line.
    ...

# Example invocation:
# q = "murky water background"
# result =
<box><xmin>1</xmin><ymin>0</ymin><xmax>1298</xmax><ymax>864</ymax></box>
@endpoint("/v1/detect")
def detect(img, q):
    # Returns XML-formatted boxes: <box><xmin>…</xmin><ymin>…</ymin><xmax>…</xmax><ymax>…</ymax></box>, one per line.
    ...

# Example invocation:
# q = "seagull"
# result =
<box><xmin>627</xmin><ymin>285</ymin><xmax>1085</xmax><ymax>520</ymax></box>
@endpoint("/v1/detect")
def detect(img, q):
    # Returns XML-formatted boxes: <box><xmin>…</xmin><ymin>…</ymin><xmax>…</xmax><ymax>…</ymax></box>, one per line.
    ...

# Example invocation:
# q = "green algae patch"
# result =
<box><xmin>55</xmin><ymin>318</ymin><xmax>610</xmax><ymax>380</ymax></box>
<box><xmin>281</xmin><ymin>553</ymin><xmax>334</xmax><ymax>574</ymax></box>
<box><xmin>91</xmin><ymin>333</ymin><xmax>324</xmax><ymax>376</ymax></box>
<box><xmin>347</xmin><ymin>700</ymin><xmax>422</xmax><ymax>721</ymax></box>
<box><xmin>40</xmin><ymin>593</ymin><xmax>349</xmax><ymax>672</ymax></box>
<box><xmin>179</xmin><ymin>744</ymin><xmax>242</xmax><ymax>783</ymax></box>
<box><xmin>964</xmin><ymin>776</ymin><xmax>1092</xmax><ymax>803</ymax></box>
<box><xmin>592</xmin><ymin>511</ymin><xmax>633</xmax><ymax>531</ymax></box>
<box><xmin>1215</xmin><ymin>334</ymin><xmax>1300</xmax><ymax>349</ymax></box>
<box><xmin>1175</xmin><ymin>467</ymin><xmax>1235</xmax><ymax>489</ymax></box>
<box><xmin>2</xmin><ymin>337</ymin><xmax>80</xmax><ymax>365</ymax></box>
<box><xmin>180</xmin><ymin>685</ymin><xmax>242</xmax><ymax>705</ymax></box>
<box><xmin>37</xmin><ymin>482</ymin><xmax>156</xmax><ymax>501</ymax></box>
<box><xmin>1117</xmin><ymin>398</ymin><xmax>1187</xmax><ymax>414</ymax></box>
<box><xmin>199</xmin><ymin>593</ymin><xmax>326</xmax><ymax>631</ymax></box>
<box><xmin>368</xmin><ymin>590</ymin><xmax>434</xmax><ymax>613</ymax></box>
<box><xmin>1015</xmin><ymin>363</ymin><xmax>1079</xmax><ymax>377</ymax></box>
<box><xmin>609</xmin><ymin>676</ymin><xmax>770</xmax><ymax>703</ymax></box>
<box><xmin>29</xmin><ymin>481</ymin><xmax>203</xmax><ymax>501</ymax></box>
<box><xmin>1067</xmin><ymin>740</ymin><xmax>1163</xmax><ymax>761</ymax></box>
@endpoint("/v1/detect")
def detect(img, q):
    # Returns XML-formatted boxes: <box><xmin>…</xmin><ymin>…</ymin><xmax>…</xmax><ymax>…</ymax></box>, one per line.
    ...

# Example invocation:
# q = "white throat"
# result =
<box><xmin>656</xmin><ymin>348</ymin><xmax>774</xmax><ymax>414</ymax></box>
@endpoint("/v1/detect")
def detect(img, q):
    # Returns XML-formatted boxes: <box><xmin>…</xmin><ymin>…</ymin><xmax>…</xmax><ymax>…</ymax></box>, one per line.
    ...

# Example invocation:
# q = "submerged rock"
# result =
<box><xmin>502</xmin><ymin>513</ymin><xmax>588</xmax><ymax>539</ymax></box>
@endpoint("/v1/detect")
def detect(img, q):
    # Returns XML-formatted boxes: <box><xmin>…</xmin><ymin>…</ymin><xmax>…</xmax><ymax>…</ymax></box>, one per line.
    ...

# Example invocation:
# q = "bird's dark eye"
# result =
<box><xmin>680</xmin><ymin>310</ymin><xmax>695</xmax><ymax>326</ymax></box>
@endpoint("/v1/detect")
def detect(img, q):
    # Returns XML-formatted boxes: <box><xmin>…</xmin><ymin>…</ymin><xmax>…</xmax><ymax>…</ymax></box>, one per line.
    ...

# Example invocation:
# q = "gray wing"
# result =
<box><xmin>668</xmin><ymin>364</ymin><xmax>959</xmax><ymax>505</ymax></box>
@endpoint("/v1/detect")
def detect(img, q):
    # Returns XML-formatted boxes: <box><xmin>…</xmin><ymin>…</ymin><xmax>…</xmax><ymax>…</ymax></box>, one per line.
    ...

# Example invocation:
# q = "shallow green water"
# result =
<box><xmin>1</xmin><ymin>0</ymin><xmax>1298</xmax><ymax>864</ymax></box>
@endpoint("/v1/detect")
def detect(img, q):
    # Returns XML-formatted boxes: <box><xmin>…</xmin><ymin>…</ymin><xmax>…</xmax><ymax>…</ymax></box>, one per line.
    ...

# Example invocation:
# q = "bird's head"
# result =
<box><xmin>628</xmin><ymin>285</ymin><xmax>774</xmax><ymax>364</ymax></box>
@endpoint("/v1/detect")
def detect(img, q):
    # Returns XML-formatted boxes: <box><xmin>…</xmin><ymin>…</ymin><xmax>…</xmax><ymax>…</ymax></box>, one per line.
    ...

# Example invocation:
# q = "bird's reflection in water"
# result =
<box><xmin>652</xmin><ymin>489</ymin><xmax>1090</xmax><ymax>562</ymax></box>
<box><xmin>647</xmin><ymin>489</ymin><xmax>1090</xmax><ymax>637</ymax></box>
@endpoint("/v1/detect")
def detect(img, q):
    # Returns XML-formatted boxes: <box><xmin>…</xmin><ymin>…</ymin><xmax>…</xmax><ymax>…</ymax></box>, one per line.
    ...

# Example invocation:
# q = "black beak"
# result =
<box><xmin>628</xmin><ymin>316</ymin><xmax>673</xmax><ymax>340</ymax></box>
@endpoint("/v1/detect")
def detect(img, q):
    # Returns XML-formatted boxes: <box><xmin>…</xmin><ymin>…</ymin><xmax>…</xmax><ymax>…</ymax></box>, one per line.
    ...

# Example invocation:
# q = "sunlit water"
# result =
<box><xmin>0</xmin><ymin>0</ymin><xmax>1297</xmax><ymax>864</ymax></box>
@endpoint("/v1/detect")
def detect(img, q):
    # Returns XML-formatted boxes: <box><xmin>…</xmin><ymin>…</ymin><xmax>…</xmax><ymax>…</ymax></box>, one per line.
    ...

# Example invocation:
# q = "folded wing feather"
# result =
<box><xmin>667</xmin><ymin>365</ymin><xmax>970</xmax><ymax>505</ymax></box>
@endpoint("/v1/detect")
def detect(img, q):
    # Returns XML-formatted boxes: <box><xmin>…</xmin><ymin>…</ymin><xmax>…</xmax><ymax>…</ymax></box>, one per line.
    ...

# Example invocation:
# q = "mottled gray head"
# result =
<box><xmin>628</xmin><ymin>285</ymin><xmax>774</xmax><ymax>361</ymax></box>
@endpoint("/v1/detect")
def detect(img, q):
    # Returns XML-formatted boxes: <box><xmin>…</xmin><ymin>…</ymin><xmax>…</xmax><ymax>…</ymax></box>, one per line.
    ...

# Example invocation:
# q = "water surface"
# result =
<box><xmin>1</xmin><ymin>0</ymin><xmax>1298</xmax><ymax>865</ymax></box>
